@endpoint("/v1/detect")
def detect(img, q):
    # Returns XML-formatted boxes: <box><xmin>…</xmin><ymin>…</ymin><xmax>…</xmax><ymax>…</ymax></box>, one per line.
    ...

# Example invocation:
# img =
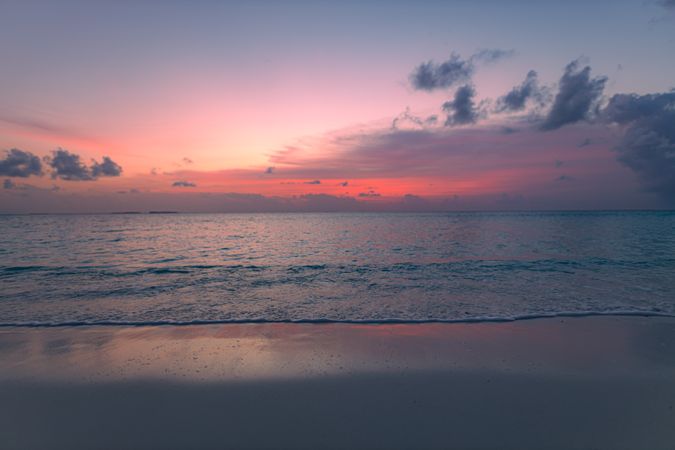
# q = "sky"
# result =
<box><xmin>1</xmin><ymin>0</ymin><xmax>674</xmax><ymax>213</ymax></box>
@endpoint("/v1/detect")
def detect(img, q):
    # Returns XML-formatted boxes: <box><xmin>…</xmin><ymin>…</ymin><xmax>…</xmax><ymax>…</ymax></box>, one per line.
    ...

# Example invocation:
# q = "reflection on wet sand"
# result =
<box><xmin>1</xmin><ymin>317</ymin><xmax>675</xmax><ymax>449</ymax></box>
<box><xmin>1</xmin><ymin>316</ymin><xmax>674</xmax><ymax>382</ymax></box>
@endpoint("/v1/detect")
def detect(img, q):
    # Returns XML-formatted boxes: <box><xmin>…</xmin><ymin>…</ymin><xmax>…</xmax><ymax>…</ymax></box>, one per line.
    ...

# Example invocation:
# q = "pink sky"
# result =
<box><xmin>1</xmin><ymin>1</ymin><xmax>674</xmax><ymax>212</ymax></box>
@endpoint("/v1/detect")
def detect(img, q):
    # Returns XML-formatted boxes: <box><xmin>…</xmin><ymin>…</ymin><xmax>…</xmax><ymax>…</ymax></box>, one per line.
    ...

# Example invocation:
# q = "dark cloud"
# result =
<box><xmin>409</xmin><ymin>53</ymin><xmax>473</xmax><ymax>91</ymax></box>
<box><xmin>46</xmin><ymin>149</ymin><xmax>123</xmax><ymax>181</ymax></box>
<box><xmin>659</xmin><ymin>0</ymin><xmax>675</xmax><ymax>9</ymax></box>
<box><xmin>338</xmin><ymin>181</ymin><xmax>349</xmax><ymax>187</ymax></box>
<box><xmin>0</xmin><ymin>148</ymin><xmax>43</xmax><ymax>177</ymax></box>
<box><xmin>265</xmin><ymin>166</ymin><xmax>275</xmax><ymax>174</ymax></box>
<box><xmin>3</xmin><ymin>179</ymin><xmax>15</xmax><ymax>189</ymax></box>
<box><xmin>555</xmin><ymin>160</ymin><xmax>564</xmax><ymax>168</ymax></box>
<box><xmin>91</xmin><ymin>156</ymin><xmax>122</xmax><ymax>177</ymax></box>
<box><xmin>172</xmin><ymin>180</ymin><xmax>197</xmax><ymax>188</ymax></box>
<box><xmin>409</xmin><ymin>49</ymin><xmax>513</xmax><ymax>92</ymax></box>
<box><xmin>403</xmin><ymin>193</ymin><xmax>423</xmax><ymax>202</ymax></box>
<box><xmin>556</xmin><ymin>175</ymin><xmax>574</xmax><ymax>182</ymax></box>
<box><xmin>182</xmin><ymin>157</ymin><xmax>193</xmax><ymax>165</ymax></box>
<box><xmin>603</xmin><ymin>91</ymin><xmax>675</xmax><ymax>200</ymax></box>
<box><xmin>443</xmin><ymin>85</ymin><xmax>479</xmax><ymax>126</ymax></box>
<box><xmin>48</xmin><ymin>149</ymin><xmax>93</xmax><ymax>180</ymax></box>
<box><xmin>303</xmin><ymin>180</ymin><xmax>321</xmax><ymax>184</ymax></box>
<box><xmin>541</xmin><ymin>60</ymin><xmax>607</xmax><ymax>130</ymax></box>
<box><xmin>496</xmin><ymin>70</ymin><xmax>543</xmax><ymax>112</ymax></box>
<box><xmin>603</xmin><ymin>92</ymin><xmax>675</xmax><ymax>123</ymax></box>
<box><xmin>358</xmin><ymin>190</ymin><xmax>381</xmax><ymax>198</ymax></box>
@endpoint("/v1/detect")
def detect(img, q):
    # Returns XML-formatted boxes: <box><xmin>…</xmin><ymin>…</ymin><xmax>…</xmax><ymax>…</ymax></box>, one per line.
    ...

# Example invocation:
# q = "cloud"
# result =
<box><xmin>471</xmin><ymin>48</ymin><xmax>515</xmax><ymax>63</ymax></box>
<box><xmin>540</xmin><ymin>60</ymin><xmax>607</xmax><ymax>130</ymax></box>
<box><xmin>47</xmin><ymin>149</ymin><xmax>123</xmax><ymax>181</ymax></box>
<box><xmin>0</xmin><ymin>114</ymin><xmax>99</xmax><ymax>147</ymax></box>
<box><xmin>266</xmin><ymin>120</ymin><xmax>615</xmax><ymax>184</ymax></box>
<box><xmin>409</xmin><ymin>53</ymin><xmax>473</xmax><ymax>91</ymax></box>
<box><xmin>182</xmin><ymin>157</ymin><xmax>193</xmax><ymax>165</ymax></box>
<box><xmin>338</xmin><ymin>181</ymin><xmax>349</xmax><ymax>187</ymax></box>
<box><xmin>2</xmin><ymin>178</ymin><xmax>41</xmax><ymax>191</ymax></box>
<box><xmin>659</xmin><ymin>0</ymin><xmax>675</xmax><ymax>9</ymax></box>
<box><xmin>409</xmin><ymin>49</ymin><xmax>513</xmax><ymax>92</ymax></box>
<box><xmin>172</xmin><ymin>180</ymin><xmax>197</xmax><ymax>187</ymax></box>
<box><xmin>303</xmin><ymin>180</ymin><xmax>321</xmax><ymax>184</ymax></box>
<box><xmin>603</xmin><ymin>91</ymin><xmax>675</xmax><ymax>200</ymax></box>
<box><xmin>603</xmin><ymin>91</ymin><xmax>675</xmax><ymax>123</ymax></box>
<box><xmin>358</xmin><ymin>190</ymin><xmax>381</xmax><ymax>198</ymax></box>
<box><xmin>443</xmin><ymin>85</ymin><xmax>479</xmax><ymax>126</ymax></box>
<box><xmin>0</xmin><ymin>148</ymin><xmax>43</xmax><ymax>177</ymax></box>
<box><xmin>91</xmin><ymin>156</ymin><xmax>122</xmax><ymax>177</ymax></box>
<box><xmin>391</xmin><ymin>108</ymin><xmax>437</xmax><ymax>130</ymax></box>
<box><xmin>496</xmin><ymin>70</ymin><xmax>544</xmax><ymax>112</ymax></box>
<box><xmin>556</xmin><ymin>175</ymin><xmax>574</xmax><ymax>182</ymax></box>
<box><xmin>47</xmin><ymin>149</ymin><xmax>93</xmax><ymax>180</ymax></box>
<box><xmin>265</xmin><ymin>166</ymin><xmax>275</xmax><ymax>174</ymax></box>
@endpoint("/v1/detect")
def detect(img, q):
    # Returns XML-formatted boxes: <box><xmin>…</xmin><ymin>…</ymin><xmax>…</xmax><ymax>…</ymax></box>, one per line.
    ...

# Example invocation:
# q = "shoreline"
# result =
<box><xmin>2</xmin><ymin>316</ymin><xmax>674</xmax><ymax>449</ymax></box>
<box><xmin>1</xmin><ymin>309</ymin><xmax>674</xmax><ymax>328</ymax></box>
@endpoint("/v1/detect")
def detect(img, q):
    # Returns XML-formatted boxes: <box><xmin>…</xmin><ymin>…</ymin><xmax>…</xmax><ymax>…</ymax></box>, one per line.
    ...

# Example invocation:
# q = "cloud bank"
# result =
<box><xmin>603</xmin><ymin>91</ymin><xmax>675</xmax><ymax>199</ymax></box>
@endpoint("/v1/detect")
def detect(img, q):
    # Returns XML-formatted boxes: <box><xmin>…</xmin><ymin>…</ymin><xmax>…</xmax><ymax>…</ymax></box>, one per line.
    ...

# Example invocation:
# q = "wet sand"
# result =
<box><xmin>1</xmin><ymin>316</ymin><xmax>674</xmax><ymax>449</ymax></box>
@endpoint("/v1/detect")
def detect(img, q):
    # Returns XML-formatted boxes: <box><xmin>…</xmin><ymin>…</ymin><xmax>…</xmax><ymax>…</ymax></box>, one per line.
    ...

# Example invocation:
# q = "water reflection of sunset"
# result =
<box><xmin>2</xmin><ymin>318</ymin><xmax>671</xmax><ymax>383</ymax></box>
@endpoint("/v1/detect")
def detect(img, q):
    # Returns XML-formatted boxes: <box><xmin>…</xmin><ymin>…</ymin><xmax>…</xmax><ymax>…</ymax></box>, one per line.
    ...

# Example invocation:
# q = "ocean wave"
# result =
<box><xmin>3</xmin><ymin>258</ymin><xmax>674</xmax><ymax>277</ymax></box>
<box><xmin>1</xmin><ymin>310</ymin><xmax>673</xmax><ymax>328</ymax></box>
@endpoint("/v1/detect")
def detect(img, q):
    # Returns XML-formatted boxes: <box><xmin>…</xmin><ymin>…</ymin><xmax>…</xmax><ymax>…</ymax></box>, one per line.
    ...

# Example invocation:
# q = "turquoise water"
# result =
<box><xmin>1</xmin><ymin>212</ymin><xmax>674</xmax><ymax>325</ymax></box>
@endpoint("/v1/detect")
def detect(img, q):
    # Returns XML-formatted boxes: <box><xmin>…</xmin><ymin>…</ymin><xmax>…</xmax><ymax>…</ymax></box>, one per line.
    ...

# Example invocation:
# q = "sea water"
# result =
<box><xmin>1</xmin><ymin>211</ymin><xmax>674</xmax><ymax>326</ymax></box>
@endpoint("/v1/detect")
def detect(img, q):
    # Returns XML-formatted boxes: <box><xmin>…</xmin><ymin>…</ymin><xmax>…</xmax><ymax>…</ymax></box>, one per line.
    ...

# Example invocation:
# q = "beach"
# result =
<box><xmin>1</xmin><ymin>315</ymin><xmax>674</xmax><ymax>450</ymax></box>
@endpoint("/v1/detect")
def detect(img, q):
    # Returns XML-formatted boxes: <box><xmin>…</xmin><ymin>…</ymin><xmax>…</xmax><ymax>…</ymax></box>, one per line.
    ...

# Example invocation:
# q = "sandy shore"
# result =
<box><xmin>1</xmin><ymin>316</ymin><xmax>674</xmax><ymax>449</ymax></box>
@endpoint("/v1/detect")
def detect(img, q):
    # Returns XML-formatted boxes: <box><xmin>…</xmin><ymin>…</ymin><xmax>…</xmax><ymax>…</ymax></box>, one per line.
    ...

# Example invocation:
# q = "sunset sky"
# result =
<box><xmin>1</xmin><ymin>0</ymin><xmax>674</xmax><ymax>212</ymax></box>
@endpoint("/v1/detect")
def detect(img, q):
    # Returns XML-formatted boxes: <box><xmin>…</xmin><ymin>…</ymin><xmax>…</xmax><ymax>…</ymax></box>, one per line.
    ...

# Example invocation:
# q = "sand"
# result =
<box><xmin>1</xmin><ymin>316</ymin><xmax>674</xmax><ymax>449</ymax></box>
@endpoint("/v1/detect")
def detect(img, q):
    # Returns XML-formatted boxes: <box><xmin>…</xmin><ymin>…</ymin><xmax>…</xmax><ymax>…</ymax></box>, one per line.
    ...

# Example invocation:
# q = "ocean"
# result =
<box><xmin>1</xmin><ymin>211</ymin><xmax>674</xmax><ymax>326</ymax></box>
